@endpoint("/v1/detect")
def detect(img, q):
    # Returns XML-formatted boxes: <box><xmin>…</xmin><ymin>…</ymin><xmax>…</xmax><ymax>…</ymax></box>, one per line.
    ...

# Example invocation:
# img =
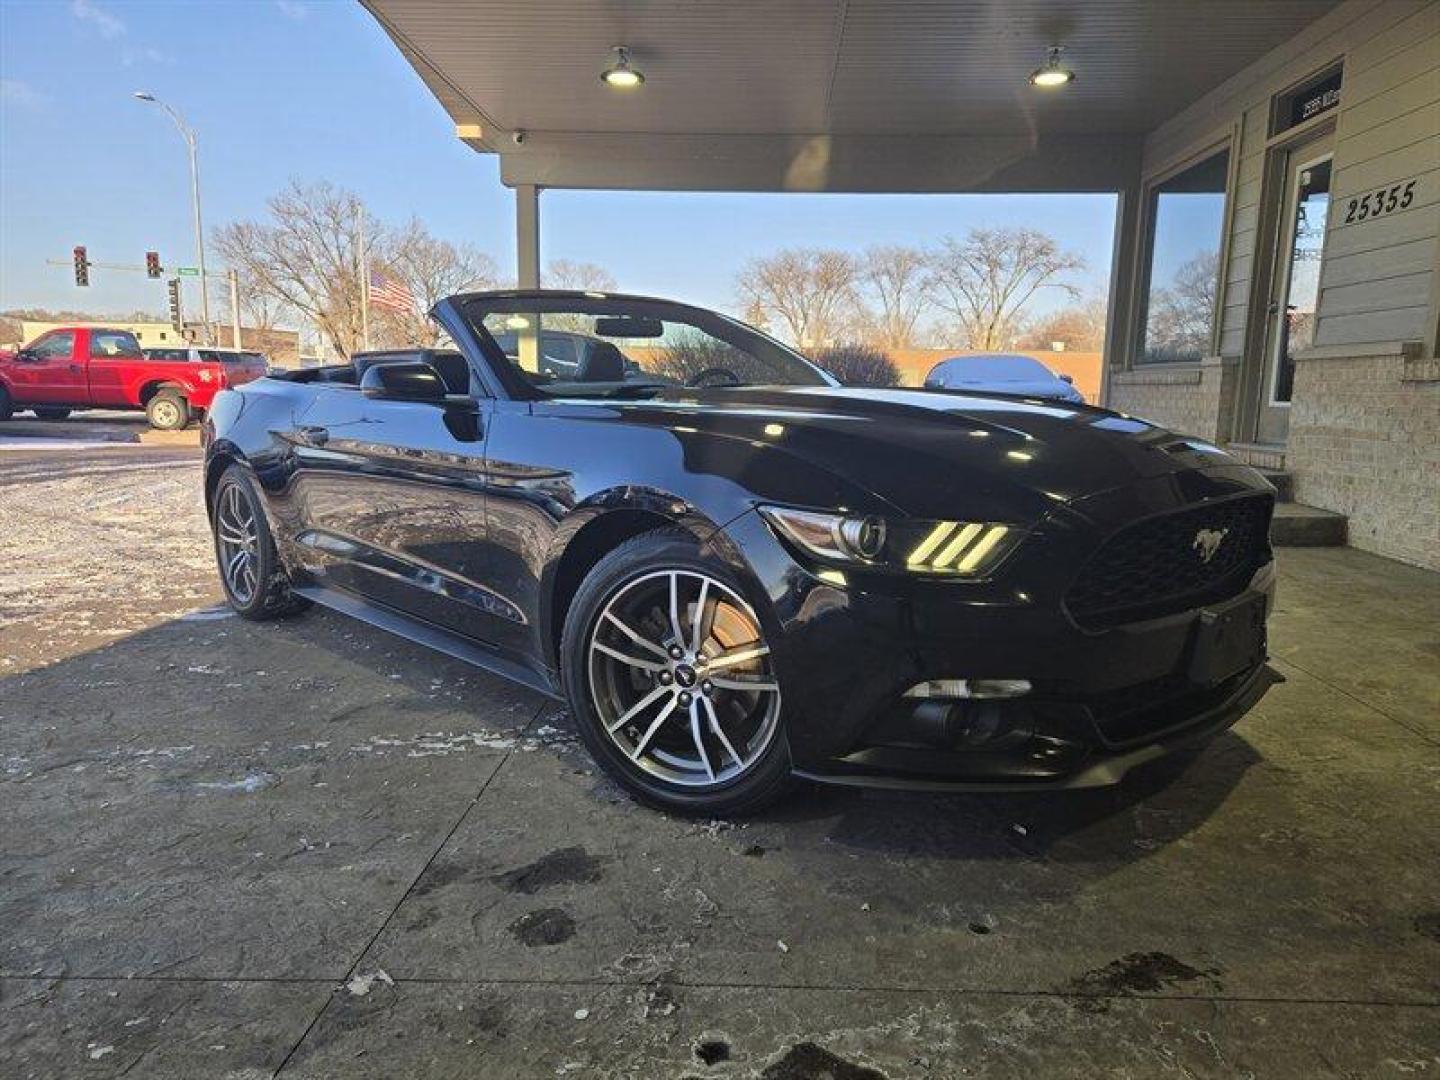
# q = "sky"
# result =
<box><xmin>1</xmin><ymin>0</ymin><xmax>1121</xmax><ymax>326</ymax></box>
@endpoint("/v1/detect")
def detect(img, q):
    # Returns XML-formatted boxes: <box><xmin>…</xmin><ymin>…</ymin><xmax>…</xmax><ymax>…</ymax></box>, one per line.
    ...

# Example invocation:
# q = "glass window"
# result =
<box><xmin>463</xmin><ymin>297</ymin><xmax>831</xmax><ymax>398</ymax></box>
<box><xmin>146</xmin><ymin>347</ymin><xmax>189</xmax><ymax>361</ymax></box>
<box><xmin>90</xmin><ymin>330</ymin><xmax>144</xmax><ymax>358</ymax></box>
<box><xmin>1138</xmin><ymin>149</ymin><xmax>1229</xmax><ymax>364</ymax></box>
<box><xmin>29</xmin><ymin>331</ymin><xmax>75</xmax><ymax>359</ymax></box>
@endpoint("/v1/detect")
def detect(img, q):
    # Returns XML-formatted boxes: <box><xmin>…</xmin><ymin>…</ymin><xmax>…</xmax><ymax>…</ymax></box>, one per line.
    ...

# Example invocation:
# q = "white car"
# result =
<box><xmin>925</xmin><ymin>353</ymin><xmax>1085</xmax><ymax>404</ymax></box>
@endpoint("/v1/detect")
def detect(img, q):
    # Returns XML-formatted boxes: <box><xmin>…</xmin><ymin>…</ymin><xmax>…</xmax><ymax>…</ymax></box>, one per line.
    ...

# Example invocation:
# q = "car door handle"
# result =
<box><xmin>298</xmin><ymin>425</ymin><xmax>330</xmax><ymax>447</ymax></box>
<box><xmin>69</xmin><ymin>364</ymin><xmax>83</xmax><ymax>372</ymax></box>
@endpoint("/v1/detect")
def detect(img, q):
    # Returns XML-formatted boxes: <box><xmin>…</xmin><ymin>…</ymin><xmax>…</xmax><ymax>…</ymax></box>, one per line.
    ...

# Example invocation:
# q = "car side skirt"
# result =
<box><xmin>291</xmin><ymin>583</ymin><xmax>562</xmax><ymax>700</ymax></box>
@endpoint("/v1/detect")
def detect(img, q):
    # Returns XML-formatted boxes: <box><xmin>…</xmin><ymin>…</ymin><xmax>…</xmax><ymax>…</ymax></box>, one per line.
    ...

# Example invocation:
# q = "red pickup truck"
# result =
<box><xmin>0</xmin><ymin>326</ymin><xmax>266</xmax><ymax>429</ymax></box>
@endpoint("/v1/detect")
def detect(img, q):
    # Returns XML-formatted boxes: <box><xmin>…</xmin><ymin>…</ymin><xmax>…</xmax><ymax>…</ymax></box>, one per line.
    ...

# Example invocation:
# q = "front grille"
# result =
<box><xmin>1065</xmin><ymin>495</ymin><xmax>1272</xmax><ymax>630</ymax></box>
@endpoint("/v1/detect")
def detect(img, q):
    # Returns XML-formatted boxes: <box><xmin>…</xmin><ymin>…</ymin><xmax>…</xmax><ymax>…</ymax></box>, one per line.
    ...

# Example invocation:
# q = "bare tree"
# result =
<box><xmin>545</xmin><ymin>259</ymin><xmax>617</xmax><ymax>292</ymax></box>
<box><xmin>856</xmin><ymin>244</ymin><xmax>929</xmax><ymax>350</ymax></box>
<box><xmin>213</xmin><ymin>180</ymin><xmax>374</xmax><ymax>357</ymax></box>
<box><xmin>227</xmin><ymin>269</ymin><xmax>288</xmax><ymax>335</ymax></box>
<box><xmin>735</xmin><ymin>248</ymin><xmax>858</xmax><ymax>348</ymax></box>
<box><xmin>925</xmin><ymin>228</ymin><xmax>1085</xmax><ymax>351</ymax></box>
<box><xmin>1143</xmin><ymin>250</ymin><xmax>1218</xmax><ymax>363</ymax></box>
<box><xmin>372</xmin><ymin>220</ymin><xmax>500</xmax><ymax>346</ymax></box>
<box><xmin>1017</xmin><ymin>294</ymin><xmax>1110</xmax><ymax>351</ymax></box>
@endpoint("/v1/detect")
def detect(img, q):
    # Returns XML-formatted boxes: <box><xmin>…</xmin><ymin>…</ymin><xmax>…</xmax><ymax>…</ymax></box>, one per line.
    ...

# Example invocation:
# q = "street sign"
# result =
<box><xmin>175</xmin><ymin>267</ymin><xmax>201</xmax><ymax>277</ymax></box>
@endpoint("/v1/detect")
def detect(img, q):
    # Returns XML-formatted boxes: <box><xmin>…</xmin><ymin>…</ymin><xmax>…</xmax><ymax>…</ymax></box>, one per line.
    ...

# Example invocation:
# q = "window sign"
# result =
<box><xmin>1274</xmin><ymin>66</ymin><xmax>1342</xmax><ymax>134</ymax></box>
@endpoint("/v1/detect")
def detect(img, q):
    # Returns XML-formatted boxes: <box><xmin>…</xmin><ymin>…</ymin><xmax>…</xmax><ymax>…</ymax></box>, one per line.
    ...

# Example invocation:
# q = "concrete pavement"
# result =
<box><xmin>1</xmin><ymin>442</ymin><xmax>1436</xmax><ymax>1078</ymax></box>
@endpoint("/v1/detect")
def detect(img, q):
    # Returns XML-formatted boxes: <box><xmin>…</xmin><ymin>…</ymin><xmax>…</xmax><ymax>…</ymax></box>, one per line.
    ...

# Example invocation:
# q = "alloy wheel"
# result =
<box><xmin>215</xmin><ymin>482</ymin><xmax>260</xmax><ymax>605</ymax></box>
<box><xmin>587</xmin><ymin>569</ymin><xmax>781</xmax><ymax>788</ymax></box>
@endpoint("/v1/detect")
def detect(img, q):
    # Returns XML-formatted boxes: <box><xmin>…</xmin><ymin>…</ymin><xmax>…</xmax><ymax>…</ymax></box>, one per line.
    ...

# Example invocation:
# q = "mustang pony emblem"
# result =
<box><xmin>1192</xmin><ymin>527</ymin><xmax>1230</xmax><ymax>564</ymax></box>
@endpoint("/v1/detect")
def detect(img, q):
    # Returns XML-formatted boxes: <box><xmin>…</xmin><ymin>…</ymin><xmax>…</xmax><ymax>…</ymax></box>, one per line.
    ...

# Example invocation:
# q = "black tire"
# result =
<box><xmin>0</xmin><ymin>384</ymin><xmax>12</xmax><ymax>421</ymax></box>
<box><xmin>33</xmin><ymin>407</ymin><xmax>71</xmax><ymax>420</ymax></box>
<box><xmin>211</xmin><ymin>465</ymin><xmax>310</xmax><ymax>620</ymax></box>
<box><xmin>146</xmin><ymin>390</ymin><xmax>190</xmax><ymax>430</ymax></box>
<box><xmin>561</xmin><ymin>527</ymin><xmax>794</xmax><ymax>816</ymax></box>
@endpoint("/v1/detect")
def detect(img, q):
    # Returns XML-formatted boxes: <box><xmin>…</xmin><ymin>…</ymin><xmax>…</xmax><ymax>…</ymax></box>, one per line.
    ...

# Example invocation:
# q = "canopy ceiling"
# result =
<box><xmin>363</xmin><ymin>0</ymin><xmax>1342</xmax><ymax>192</ymax></box>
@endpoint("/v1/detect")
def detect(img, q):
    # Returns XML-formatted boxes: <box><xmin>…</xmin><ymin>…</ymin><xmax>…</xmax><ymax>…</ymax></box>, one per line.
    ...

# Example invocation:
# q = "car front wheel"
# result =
<box><xmin>561</xmin><ymin>528</ymin><xmax>792</xmax><ymax>815</ymax></box>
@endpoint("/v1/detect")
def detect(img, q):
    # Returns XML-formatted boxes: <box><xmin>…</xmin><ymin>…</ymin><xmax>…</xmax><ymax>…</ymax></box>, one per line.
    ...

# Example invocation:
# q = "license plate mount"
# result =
<box><xmin>1188</xmin><ymin>593</ymin><xmax>1266</xmax><ymax>685</ymax></box>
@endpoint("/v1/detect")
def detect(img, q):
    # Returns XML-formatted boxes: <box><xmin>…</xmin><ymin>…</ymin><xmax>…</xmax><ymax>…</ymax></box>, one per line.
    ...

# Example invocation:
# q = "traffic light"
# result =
<box><xmin>167</xmin><ymin>279</ymin><xmax>183</xmax><ymax>331</ymax></box>
<box><xmin>145</xmin><ymin>251</ymin><xmax>162</xmax><ymax>278</ymax></box>
<box><xmin>73</xmin><ymin>246</ymin><xmax>89</xmax><ymax>287</ymax></box>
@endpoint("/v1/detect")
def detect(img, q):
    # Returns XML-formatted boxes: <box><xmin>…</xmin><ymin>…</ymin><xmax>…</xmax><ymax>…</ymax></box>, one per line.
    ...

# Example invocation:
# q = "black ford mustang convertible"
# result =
<box><xmin>203</xmin><ymin>291</ymin><xmax>1278</xmax><ymax>814</ymax></box>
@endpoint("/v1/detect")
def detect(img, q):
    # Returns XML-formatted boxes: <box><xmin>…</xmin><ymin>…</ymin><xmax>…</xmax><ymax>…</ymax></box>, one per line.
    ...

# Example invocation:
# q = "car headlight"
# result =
<box><xmin>758</xmin><ymin>506</ymin><xmax>1025</xmax><ymax>578</ymax></box>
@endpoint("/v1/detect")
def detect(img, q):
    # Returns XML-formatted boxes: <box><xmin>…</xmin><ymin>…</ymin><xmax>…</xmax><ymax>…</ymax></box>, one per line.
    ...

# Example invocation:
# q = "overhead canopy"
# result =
<box><xmin>363</xmin><ymin>0</ymin><xmax>1340</xmax><ymax>192</ymax></box>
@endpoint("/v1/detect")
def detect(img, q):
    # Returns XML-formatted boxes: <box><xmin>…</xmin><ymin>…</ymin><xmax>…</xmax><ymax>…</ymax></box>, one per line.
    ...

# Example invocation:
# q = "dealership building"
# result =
<box><xmin>364</xmin><ymin>0</ymin><xmax>1438</xmax><ymax>569</ymax></box>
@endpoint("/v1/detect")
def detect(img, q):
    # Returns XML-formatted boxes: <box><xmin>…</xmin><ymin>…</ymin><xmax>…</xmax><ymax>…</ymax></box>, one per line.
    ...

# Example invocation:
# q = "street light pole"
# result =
<box><xmin>134</xmin><ymin>91</ymin><xmax>212</xmax><ymax>344</ymax></box>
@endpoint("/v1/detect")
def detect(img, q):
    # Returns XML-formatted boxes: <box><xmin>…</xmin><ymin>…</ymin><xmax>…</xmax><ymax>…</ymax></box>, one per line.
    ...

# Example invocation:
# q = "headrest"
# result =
<box><xmin>577</xmin><ymin>341</ymin><xmax>626</xmax><ymax>382</ymax></box>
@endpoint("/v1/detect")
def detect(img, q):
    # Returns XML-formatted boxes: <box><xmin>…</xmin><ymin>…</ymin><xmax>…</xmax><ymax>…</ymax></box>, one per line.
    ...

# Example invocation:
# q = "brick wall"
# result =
<box><xmin>888</xmin><ymin>349</ymin><xmax>1103</xmax><ymax>402</ymax></box>
<box><xmin>1288</xmin><ymin>350</ymin><xmax>1440</xmax><ymax>570</ymax></box>
<box><xmin>1106</xmin><ymin>358</ymin><xmax>1238</xmax><ymax>443</ymax></box>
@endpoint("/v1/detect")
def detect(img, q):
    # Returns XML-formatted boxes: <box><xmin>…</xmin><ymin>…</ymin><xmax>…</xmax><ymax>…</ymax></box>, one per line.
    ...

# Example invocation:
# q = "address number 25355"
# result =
<box><xmin>1344</xmin><ymin>179</ymin><xmax>1417</xmax><ymax>224</ymax></box>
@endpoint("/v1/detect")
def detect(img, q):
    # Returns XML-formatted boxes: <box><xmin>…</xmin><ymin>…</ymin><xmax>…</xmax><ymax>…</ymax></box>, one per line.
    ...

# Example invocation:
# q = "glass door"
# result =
<box><xmin>1256</xmin><ymin>146</ymin><xmax>1331</xmax><ymax>445</ymax></box>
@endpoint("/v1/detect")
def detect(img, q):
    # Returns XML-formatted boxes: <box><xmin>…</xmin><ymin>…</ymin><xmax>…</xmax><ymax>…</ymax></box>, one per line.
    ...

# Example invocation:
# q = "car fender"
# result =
<box><xmin>535</xmin><ymin>486</ymin><xmax>749</xmax><ymax>668</ymax></box>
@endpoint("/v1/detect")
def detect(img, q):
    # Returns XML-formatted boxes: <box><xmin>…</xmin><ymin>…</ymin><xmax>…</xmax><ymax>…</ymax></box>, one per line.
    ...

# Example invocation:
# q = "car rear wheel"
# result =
<box><xmin>211</xmin><ymin>465</ymin><xmax>309</xmax><ymax>620</ymax></box>
<box><xmin>33</xmin><ymin>407</ymin><xmax>71</xmax><ymax>420</ymax></box>
<box><xmin>146</xmin><ymin>390</ymin><xmax>190</xmax><ymax>430</ymax></box>
<box><xmin>561</xmin><ymin>528</ymin><xmax>793</xmax><ymax>815</ymax></box>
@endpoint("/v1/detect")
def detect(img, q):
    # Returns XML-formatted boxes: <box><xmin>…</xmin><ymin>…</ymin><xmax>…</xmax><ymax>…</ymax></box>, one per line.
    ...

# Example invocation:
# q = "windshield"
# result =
<box><xmin>929</xmin><ymin>355</ymin><xmax>1054</xmax><ymax>382</ymax></box>
<box><xmin>462</xmin><ymin>296</ymin><xmax>831</xmax><ymax>398</ymax></box>
<box><xmin>197</xmin><ymin>349</ymin><xmax>262</xmax><ymax>364</ymax></box>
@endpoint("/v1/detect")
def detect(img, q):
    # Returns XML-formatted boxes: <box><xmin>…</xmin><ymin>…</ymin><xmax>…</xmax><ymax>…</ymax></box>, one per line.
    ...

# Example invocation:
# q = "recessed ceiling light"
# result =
<box><xmin>601</xmin><ymin>46</ymin><xmax>644</xmax><ymax>88</ymax></box>
<box><xmin>1029</xmin><ymin>46</ymin><xmax>1075</xmax><ymax>88</ymax></box>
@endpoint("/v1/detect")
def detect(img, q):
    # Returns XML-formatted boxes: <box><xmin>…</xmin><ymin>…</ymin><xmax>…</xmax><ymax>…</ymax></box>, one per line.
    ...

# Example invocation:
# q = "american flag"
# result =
<box><xmin>369</xmin><ymin>270</ymin><xmax>416</xmax><ymax>314</ymax></box>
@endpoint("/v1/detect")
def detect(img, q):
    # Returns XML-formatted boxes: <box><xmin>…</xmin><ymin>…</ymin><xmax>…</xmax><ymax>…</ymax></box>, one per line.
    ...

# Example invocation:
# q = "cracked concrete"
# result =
<box><xmin>2</xmin><ymin>443</ymin><xmax>1437</xmax><ymax>1077</ymax></box>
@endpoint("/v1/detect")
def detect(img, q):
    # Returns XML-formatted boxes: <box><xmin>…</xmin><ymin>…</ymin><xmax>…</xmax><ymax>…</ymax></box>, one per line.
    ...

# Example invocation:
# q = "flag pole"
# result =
<box><xmin>358</xmin><ymin>205</ymin><xmax>371</xmax><ymax>352</ymax></box>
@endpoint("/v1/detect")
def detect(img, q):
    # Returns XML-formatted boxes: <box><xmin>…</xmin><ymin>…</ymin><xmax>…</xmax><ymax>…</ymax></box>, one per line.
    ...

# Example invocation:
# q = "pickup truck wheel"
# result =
<box><xmin>561</xmin><ymin>528</ymin><xmax>794</xmax><ymax>816</ymax></box>
<box><xmin>146</xmin><ymin>391</ymin><xmax>190</xmax><ymax>430</ymax></box>
<box><xmin>33</xmin><ymin>407</ymin><xmax>72</xmax><ymax>420</ymax></box>
<box><xmin>0</xmin><ymin>385</ymin><xmax>12</xmax><ymax>421</ymax></box>
<box><xmin>211</xmin><ymin>465</ymin><xmax>310</xmax><ymax>620</ymax></box>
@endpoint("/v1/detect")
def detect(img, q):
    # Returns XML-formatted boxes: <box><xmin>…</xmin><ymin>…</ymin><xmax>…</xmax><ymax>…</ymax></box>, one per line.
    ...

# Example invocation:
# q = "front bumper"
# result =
<box><xmin>718</xmin><ymin>468</ymin><xmax>1278</xmax><ymax>791</ymax></box>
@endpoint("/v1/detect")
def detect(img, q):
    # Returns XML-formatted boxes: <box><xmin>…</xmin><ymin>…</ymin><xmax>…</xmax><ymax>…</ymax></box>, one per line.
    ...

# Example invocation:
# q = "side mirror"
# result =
<box><xmin>1058</xmin><ymin>373</ymin><xmax>1075</xmax><ymax>384</ymax></box>
<box><xmin>360</xmin><ymin>360</ymin><xmax>448</xmax><ymax>403</ymax></box>
<box><xmin>15</xmin><ymin>349</ymin><xmax>39</xmax><ymax>363</ymax></box>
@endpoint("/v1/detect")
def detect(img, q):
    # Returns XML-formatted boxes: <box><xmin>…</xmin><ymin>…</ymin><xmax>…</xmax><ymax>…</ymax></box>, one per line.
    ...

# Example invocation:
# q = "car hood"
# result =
<box><xmin>613</xmin><ymin>385</ymin><xmax>1243</xmax><ymax>522</ymax></box>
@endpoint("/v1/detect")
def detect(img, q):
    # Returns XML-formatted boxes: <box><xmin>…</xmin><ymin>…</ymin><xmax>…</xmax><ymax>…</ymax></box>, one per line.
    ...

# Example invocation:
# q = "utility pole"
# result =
<box><xmin>134</xmin><ymin>91</ymin><xmax>212</xmax><ymax>344</ymax></box>
<box><xmin>228</xmin><ymin>269</ymin><xmax>242</xmax><ymax>348</ymax></box>
<box><xmin>357</xmin><ymin>204</ymin><xmax>371</xmax><ymax>351</ymax></box>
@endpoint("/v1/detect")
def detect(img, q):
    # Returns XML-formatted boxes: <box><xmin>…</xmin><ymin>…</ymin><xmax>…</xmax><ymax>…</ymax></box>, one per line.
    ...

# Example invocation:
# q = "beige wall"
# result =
<box><xmin>1108</xmin><ymin>0</ymin><xmax>1440</xmax><ymax>569</ymax></box>
<box><xmin>19</xmin><ymin>321</ymin><xmax>301</xmax><ymax>366</ymax></box>
<box><xmin>21</xmin><ymin>321</ymin><xmax>186</xmax><ymax>348</ymax></box>
<box><xmin>1137</xmin><ymin>0</ymin><xmax>1439</xmax><ymax>364</ymax></box>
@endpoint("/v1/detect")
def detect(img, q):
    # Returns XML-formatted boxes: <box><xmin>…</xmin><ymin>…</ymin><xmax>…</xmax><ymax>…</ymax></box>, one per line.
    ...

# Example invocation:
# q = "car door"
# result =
<box><xmin>11</xmin><ymin>330</ymin><xmax>79</xmax><ymax>404</ymax></box>
<box><xmin>86</xmin><ymin>329</ymin><xmax>147</xmax><ymax>408</ymax></box>
<box><xmin>289</xmin><ymin>375</ymin><xmax>511</xmax><ymax>643</ymax></box>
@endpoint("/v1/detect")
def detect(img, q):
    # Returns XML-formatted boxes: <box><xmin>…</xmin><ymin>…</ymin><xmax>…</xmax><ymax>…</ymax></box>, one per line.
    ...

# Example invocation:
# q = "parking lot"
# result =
<box><xmin>1</xmin><ymin>437</ymin><xmax>1437</xmax><ymax>1078</ymax></box>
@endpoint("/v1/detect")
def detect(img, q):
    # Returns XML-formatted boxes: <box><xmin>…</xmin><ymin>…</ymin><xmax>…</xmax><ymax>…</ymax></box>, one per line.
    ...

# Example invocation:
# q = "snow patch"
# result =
<box><xmin>196</xmin><ymin>770</ymin><xmax>279</xmax><ymax>793</ymax></box>
<box><xmin>346</xmin><ymin>969</ymin><xmax>394</xmax><ymax>996</ymax></box>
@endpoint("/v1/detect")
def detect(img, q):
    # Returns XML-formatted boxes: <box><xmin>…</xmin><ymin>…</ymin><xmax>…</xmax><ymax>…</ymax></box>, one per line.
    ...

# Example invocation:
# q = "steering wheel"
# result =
<box><xmin>685</xmin><ymin>366</ymin><xmax>743</xmax><ymax>388</ymax></box>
